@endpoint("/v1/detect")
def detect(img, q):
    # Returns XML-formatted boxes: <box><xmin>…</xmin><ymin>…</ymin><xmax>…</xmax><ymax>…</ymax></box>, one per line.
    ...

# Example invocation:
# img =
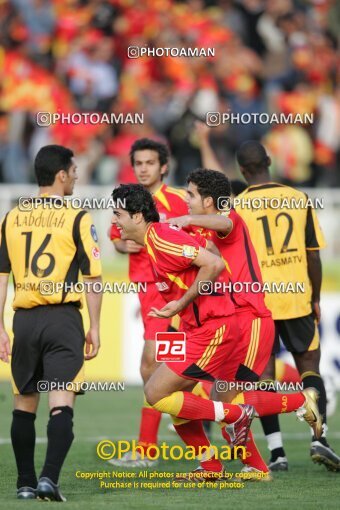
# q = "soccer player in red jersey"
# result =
<box><xmin>167</xmin><ymin>168</ymin><xmax>276</xmax><ymax>474</ymax></box>
<box><xmin>110</xmin><ymin>183</ymin><xmax>322</xmax><ymax>479</ymax></box>
<box><xmin>108</xmin><ymin>139</ymin><xmax>188</xmax><ymax>467</ymax></box>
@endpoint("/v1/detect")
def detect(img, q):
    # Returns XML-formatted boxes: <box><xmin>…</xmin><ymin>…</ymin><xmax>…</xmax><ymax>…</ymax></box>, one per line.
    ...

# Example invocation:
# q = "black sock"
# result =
<box><xmin>40</xmin><ymin>406</ymin><xmax>74</xmax><ymax>484</ymax></box>
<box><xmin>11</xmin><ymin>410</ymin><xmax>37</xmax><ymax>489</ymax></box>
<box><xmin>258</xmin><ymin>384</ymin><xmax>286</xmax><ymax>461</ymax></box>
<box><xmin>260</xmin><ymin>415</ymin><xmax>286</xmax><ymax>461</ymax></box>
<box><xmin>302</xmin><ymin>372</ymin><xmax>327</xmax><ymax>442</ymax></box>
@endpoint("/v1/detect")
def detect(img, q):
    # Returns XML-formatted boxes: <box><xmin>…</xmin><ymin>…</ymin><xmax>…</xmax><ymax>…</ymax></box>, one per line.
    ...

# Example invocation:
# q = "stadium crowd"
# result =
<box><xmin>0</xmin><ymin>0</ymin><xmax>338</xmax><ymax>186</ymax></box>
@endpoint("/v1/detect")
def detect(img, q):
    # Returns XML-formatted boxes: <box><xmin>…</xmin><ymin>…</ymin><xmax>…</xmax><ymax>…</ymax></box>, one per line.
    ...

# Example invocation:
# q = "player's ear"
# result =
<box><xmin>133</xmin><ymin>212</ymin><xmax>144</xmax><ymax>224</ymax></box>
<box><xmin>204</xmin><ymin>196</ymin><xmax>214</xmax><ymax>209</ymax></box>
<box><xmin>53</xmin><ymin>170</ymin><xmax>63</xmax><ymax>185</ymax></box>
<box><xmin>160</xmin><ymin>164</ymin><xmax>168</xmax><ymax>178</ymax></box>
<box><xmin>57</xmin><ymin>169</ymin><xmax>67</xmax><ymax>182</ymax></box>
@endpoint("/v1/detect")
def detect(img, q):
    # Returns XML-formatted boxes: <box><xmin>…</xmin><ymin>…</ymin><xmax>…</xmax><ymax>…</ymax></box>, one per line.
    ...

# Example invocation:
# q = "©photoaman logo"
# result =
<box><xmin>155</xmin><ymin>332</ymin><xmax>186</xmax><ymax>362</ymax></box>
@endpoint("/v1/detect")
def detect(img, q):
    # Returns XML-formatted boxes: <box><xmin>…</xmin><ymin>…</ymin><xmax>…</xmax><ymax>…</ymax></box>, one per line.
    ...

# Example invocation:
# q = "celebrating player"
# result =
<box><xmin>167</xmin><ymin>168</ymin><xmax>275</xmax><ymax>474</ymax></box>
<box><xmin>108</xmin><ymin>138</ymin><xmax>188</xmax><ymax>467</ymax></box>
<box><xmin>0</xmin><ymin>145</ymin><xmax>102</xmax><ymax>501</ymax></box>
<box><xmin>110</xmin><ymin>183</ymin><xmax>322</xmax><ymax>479</ymax></box>
<box><xmin>195</xmin><ymin>124</ymin><xmax>339</xmax><ymax>472</ymax></box>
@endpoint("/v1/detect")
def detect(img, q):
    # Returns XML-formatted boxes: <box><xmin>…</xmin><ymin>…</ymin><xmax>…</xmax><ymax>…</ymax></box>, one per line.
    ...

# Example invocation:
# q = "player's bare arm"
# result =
<box><xmin>205</xmin><ymin>239</ymin><xmax>221</xmax><ymax>256</ymax></box>
<box><xmin>167</xmin><ymin>214</ymin><xmax>232</xmax><ymax>235</ymax></box>
<box><xmin>194</xmin><ymin>121</ymin><xmax>224</xmax><ymax>173</ymax></box>
<box><xmin>148</xmin><ymin>247</ymin><xmax>225</xmax><ymax>318</ymax></box>
<box><xmin>111</xmin><ymin>239</ymin><xmax>143</xmax><ymax>254</ymax></box>
<box><xmin>0</xmin><ymin>274</ymin><xmax>11</xmax><ymax>363</ymax></box>
<box><xmin>306</xmin><ymin>250</ymin><xmax>322</xmax><ymax>323</ymax></box>
<box><xmin>83</xmin><ymin>275</ymin><xmax>103</xmax><ymax>359</ymax></box>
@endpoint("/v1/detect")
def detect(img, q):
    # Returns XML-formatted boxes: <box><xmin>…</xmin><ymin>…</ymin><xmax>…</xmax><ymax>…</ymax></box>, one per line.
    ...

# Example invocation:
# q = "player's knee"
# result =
<box><xmin>295</xmin><ymin>349</ymin><xmax>320</xmax><ymax>371</ymax></box>
<box><xmin>14</xmin><ymin>395</ymin><xmax>39</xmax><ymax>414</ymax></box>
<box><xmin>144</xmin><ymin>383</ymin><xmax>158</xmax><ymax>407</ymax></box>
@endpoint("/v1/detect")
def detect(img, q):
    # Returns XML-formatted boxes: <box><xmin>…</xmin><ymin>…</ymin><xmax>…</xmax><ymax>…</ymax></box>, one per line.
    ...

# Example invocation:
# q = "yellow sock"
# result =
<box><xmin>152</xmin><ymin>392</ymin><xmax>184</xmax><ymax>415</ymax></box>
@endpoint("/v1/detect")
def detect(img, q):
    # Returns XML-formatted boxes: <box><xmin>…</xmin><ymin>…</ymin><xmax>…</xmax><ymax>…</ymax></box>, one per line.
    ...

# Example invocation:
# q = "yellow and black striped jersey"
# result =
<box><xmin>235</xmin><ymin>183</ymin><xmax>326</xmax><ymax>320</ymax></box>
<box><xmin>0</xmin><ymin>196</ymin><xmax>102</xmax><ymax>309</ymax></box>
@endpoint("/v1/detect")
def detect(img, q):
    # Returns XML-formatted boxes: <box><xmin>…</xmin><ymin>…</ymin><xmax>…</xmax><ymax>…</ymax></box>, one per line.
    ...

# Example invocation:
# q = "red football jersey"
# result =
<box><xmin>110</xmin><ymin>184</ymin><xmax>188</xmax><ymax>282</ymax></box>
<box><xmin>144</xmin><ymin>222</ymin><xmax>235</xmax><ymax>330</ymax></box>
<box><xmin>209</xmin><ymin>209</ymin><xmax>271</xmax><ymax>317</ymax></box>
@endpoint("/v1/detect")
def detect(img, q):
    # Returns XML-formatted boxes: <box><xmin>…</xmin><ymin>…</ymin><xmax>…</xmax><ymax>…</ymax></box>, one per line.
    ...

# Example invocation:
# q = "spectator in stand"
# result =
<box><xmin>0</xmin><ymin>0</ymin><xmax>337</xmax><ymax>186</ymax></box>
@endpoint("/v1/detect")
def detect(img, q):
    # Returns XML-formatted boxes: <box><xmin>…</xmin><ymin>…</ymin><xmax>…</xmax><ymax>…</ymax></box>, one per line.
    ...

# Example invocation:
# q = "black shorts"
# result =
<box><xmin>11</xmin><ymin>303</ymin><xmax>85</xmax><ymax>395</ymax></box>
<box><xmin>272</xmin><ymin>313</ymin><xmax>319</xmax><ymax>355</ymax></box>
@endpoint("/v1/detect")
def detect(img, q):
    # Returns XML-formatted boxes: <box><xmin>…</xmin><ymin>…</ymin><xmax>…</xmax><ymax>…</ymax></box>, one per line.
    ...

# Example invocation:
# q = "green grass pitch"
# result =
<box><xmin>1</xmin><ymin>382</ymin><xmax>340</xmax><ymax>509</ymax></box>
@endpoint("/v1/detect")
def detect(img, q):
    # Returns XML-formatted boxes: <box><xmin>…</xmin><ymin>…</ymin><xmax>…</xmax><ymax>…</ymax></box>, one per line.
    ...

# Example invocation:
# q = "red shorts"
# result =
<box><xmin>138</xmin><ymin>282</ymin><xmax>171</xmax><ymax>340</ymax></box>
<box><xmin>167</xmin><ymin>316</ymin><xmax>245</xmax><ymax>382</ymax></box>
<box><xmin>235</xmin><ymin>311</ymin><xmax>274</xmax><ymax>380</ymax></box>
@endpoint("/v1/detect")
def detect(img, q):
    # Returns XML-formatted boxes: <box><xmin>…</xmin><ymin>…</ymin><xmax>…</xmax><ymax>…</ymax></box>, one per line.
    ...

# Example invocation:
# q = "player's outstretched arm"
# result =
<box><xmin>167</xmin><ymin>214</ymin><xmax>232</xmax><ymax>234</ymax></box>
<box><xmin>0</xmin><ymin>274</ymin><xmax>11</xmax><ymax>363</ymax></box>
<box><xmin>83</xmin><ymin>276</ymin><xmax>102</xmax><ymax>360</ymax></box>
<box><xmin>306</xmin><ymin>250</ymin><xmax>322</xmax><ymax>323</ymax></box>
<box><xmin>194</xmin><ymin>121</ymin><xmax>224</xmax><ymax>173</ymax></box>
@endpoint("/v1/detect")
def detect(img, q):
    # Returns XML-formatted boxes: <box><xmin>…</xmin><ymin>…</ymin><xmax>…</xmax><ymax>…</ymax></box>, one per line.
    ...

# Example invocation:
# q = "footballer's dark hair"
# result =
<box><xmin>34</xmin><ymin>145</ymin><xmax>74</xmax><ymax>186</ymax></box>
<box><xmin>236</xmin><ymin>141</ymin><xmax>270</xmax><ymax>175</ymax></box>
<box><xmin>111</xmin><ymin>184</ymin><xmax>160</xmax><ymax>223</ymax></box>
<box><xmin>187</xmin><ymin>169</ymin><xmax>232</xmax><ymax>209</ymax></box>
<box><xmin>130</xmin><ymin>138</ymin><xmax>169</xmax><ymax>167</ymax></box>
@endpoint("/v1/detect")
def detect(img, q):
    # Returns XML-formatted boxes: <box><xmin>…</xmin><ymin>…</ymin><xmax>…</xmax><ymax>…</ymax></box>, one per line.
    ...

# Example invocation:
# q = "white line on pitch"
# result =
<box><xmin>1</xmin><ymin>432</ymin><xmax>340</xmax><ymax>445</ymax></box>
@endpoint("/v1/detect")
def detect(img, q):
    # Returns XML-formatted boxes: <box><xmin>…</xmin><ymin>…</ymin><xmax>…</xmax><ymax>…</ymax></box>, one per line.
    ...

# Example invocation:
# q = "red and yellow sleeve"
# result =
<box><xmin>147</xmin><ymin>225</ymin><xmax>200</xmax><ymax>272</ymax></box>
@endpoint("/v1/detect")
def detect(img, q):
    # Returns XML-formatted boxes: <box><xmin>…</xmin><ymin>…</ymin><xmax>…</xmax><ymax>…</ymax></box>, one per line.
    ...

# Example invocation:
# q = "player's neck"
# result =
<box><xmin>246</xmin><ymin>172</ymin><xmax>271</xmax><ymax>187</ymax></box>
<box><xmin>135</xmin><ymin>223</ymin><xmax>150</xmax><ymax>246</ymax></box>
<box><xmin>205</xmin><ymin>206</ymin><xmax>217</xmax><ymax>215</ymax></box>
<box><xmin>147</xmin><ymin>181</ymin><xmax>163</xmax><ymax>194</ymax></box>
<box><xmin>39</xmin><ymin>185</ymin><xmax>65</xmax><ymax>198</ymax></box>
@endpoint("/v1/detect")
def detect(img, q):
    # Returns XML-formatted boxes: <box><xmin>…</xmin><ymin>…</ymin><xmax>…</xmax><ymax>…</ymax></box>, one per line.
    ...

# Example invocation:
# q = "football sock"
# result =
<box><xmin>11</xmin><ymin>410</ymin><xmax>37</xmax><ymax>489</ymax></box>
<box><xmin>301</xmin><ymin>371</ymin><xmax>327</xmax><ymax>440</ymax></box>
<box><xmin>264</xmin><ymin>431</ymin><xmax>285</xmax><ymax>461</ymax></box>
<box><xmin>40</xmin><ymin>406</ymin><xmax>74</xmax><ymax>484</ymax></box>
<box><xmin>242</xmin><ymin>391</ymin><xmax>305</xmax><ymax>416</ymax></box>
<box><xmin>241</xmin><ymin>430</ymin><xmax>269</xmax><ymax>472</ymax></box>
<box><xmin>174</xmin><ymin>420</ymin><xmax>223</xmax><ymax>472</ymax></box>
<box><xmin>192</xmin><ymin>383</ymin><xmax>212</xmax><ymax>439</ymax></box>
<box><xmin>137</xmin><ymin>397</ymin><xmax>162</xmax><ymax>450</ymax></box>
<box><xmin>152</xmin><ymin>391</ymin><xmax>242</xmax><ymax>423</ymax></box>
<box><xmin>258</xmin><ymin>385</ymin><xmax>286</xmax><ymax>461</ymax></box>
